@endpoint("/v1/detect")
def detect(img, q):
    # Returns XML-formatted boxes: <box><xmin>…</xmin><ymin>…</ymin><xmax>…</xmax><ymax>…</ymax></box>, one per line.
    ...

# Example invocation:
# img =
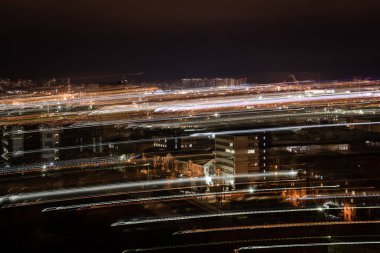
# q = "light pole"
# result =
<box><xmin>147</xmin><ymin>163</ymin><xmax>150</xmax><ymax>181</ymax></box>
<box><xmin>148</xmin><ymin>163</ymin><xmax>150</xmax><ymax>182</ymax></box>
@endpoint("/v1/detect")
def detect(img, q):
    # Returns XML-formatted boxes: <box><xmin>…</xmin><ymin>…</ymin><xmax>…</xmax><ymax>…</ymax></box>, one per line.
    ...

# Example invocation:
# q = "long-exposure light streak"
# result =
<box><xmin>0</xmin><ymin>171</ymin><xmax>296</xmax><ymax>206</ymax></box>
<box><xmin>122</xmin><ymin>235</ymin><xmax>380</xmax><ymax>253</ymax></box>
<box><xmin>41</xmin><ymin>190</ymin><xmax>251</xmax><ymax>212</ymax></box>
<box><xmin>175</xmin><ymin>220</ymin><xmax>380</xmax><ymax>235</ymax></box>
<box><xmin>1</xmin><ymin>179</ymin><xmax>305</xmax><ymax>208</ymax></box>
<box><xmin>42</xmin><ymin>184</ymin><xmax>337</xmax><ymax>212</ymax></box>
<box><xmin>112</xmin><ymin>205</ymin><xmax>379</xmax><ymax>227</ymax></box>
<box><xmin>235</xmin><ymin>241</ymin><xmax>380</xmax><ymax>252</ymax></box>
<box><xmin>190</xmin><ymin>121</ymin><xmax>380</xmax><ymax>137</ymax></box>
<box><xmin>155</xmin><ymin>91</ymin><xmax>380</xmax><ymax>112</ymax></box>
<box><xmin>287</xmin><ymin>193</ymin><xmax>380</xmax><ymax>201</ymax></box>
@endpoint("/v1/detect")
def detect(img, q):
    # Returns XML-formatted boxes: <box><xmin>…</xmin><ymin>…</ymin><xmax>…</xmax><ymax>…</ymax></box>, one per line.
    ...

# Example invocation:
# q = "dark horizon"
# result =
<box><xmin>1</xmin><ymin>0</ymin><xmax>380</xmax><ymax>83</ymax></box>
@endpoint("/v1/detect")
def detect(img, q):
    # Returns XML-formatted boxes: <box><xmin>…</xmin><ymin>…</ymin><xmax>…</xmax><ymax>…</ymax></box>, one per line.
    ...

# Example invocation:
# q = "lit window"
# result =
<box><xmin>248</xmin><ymin>149</ymin><xmax>255</xmax><ymax>154</ymax></box>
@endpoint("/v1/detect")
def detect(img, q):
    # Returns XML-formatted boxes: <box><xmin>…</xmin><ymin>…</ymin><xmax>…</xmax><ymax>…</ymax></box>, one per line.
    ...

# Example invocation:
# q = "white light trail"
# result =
<box><xmin>287</xmin><ymin>193</ymin><xmax>380</xmax><ymax>201</ymax></box>
<box><xmin>252</xmin><ymin>184</ymin><xmax>340</xmax><ymax>193</ymax></box>
<box><xmin>236</xmin><ymin>241</ymin><xmax>380</xmax><ymax>252</ymax></box>
<box><xmin>190</xmin><ymin>121</ymin><xmax>380</xmax><ymax>137</ymax></box>
<box><xmin>122</xmin><ymin>235</ymin><xmax>379</xmax><ymax>253</ymax></box>
<box><xmin>155</xmin><ymin>91</ymin><xmax>380</xmax><ymax>112</ymax></box>
<box><xmin>41</xmin><ymin>184</ymin><xmax>337</xmax><ymax>212</ymax></box>
<box><xmin>1</xmin><ymin>155</ymin><xmax>134</xmax><ymax>175</ymax></box>
<box><xmin>7</xmin><ymin>121</ymin><xmax>380</xmax><ymax>157</ymax></box>
<box><xmin>42</xmin><ymin>190</ymin><xmax>250</xmax><ymax>212</ymax></box>
<box><xmin>112</xmin><ymin>205</ymin><xmax>379</xmax><ymax>227</ymax></box>
<box><xmin>176</xmin><ymin>219</ymin><xmax>380</xmax><ymax>235</ymax></box>
<box><xmin>0</xmin><ymin>171</ymin><xmax>296</xmax><ymax>206</ymax></box>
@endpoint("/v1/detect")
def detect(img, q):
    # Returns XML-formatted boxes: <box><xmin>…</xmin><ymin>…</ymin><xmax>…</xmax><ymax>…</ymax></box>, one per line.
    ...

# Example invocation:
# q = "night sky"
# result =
<box><xmin>1</xmin><ymin>0</ymin><xmax>380</xmax><ymax>82</ymax></box>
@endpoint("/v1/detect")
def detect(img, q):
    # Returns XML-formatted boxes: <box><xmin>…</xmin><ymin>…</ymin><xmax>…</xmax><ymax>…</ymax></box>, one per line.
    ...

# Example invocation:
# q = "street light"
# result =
<box><xmin>143</xmin><ymin>163</ymin><xmax>151</xmax><ymax>181</ymax></box>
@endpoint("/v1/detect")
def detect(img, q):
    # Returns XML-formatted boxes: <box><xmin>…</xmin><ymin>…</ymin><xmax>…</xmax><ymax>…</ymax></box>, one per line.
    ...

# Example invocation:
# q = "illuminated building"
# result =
<box><xmin>41</xmin><ymin>127</ymin><xmax>61</xmax><ymax>162</ymax></box>
<box><xmin>1</xmin><ymin>126</ymin><xmax>42</xmax><ymax>165</ymax></box>
<box><xmin>180</xmin><ymin>77</ymin><xmax>247</xmax><ymax>87</ymax></box>
<box><xmin>59</xmin><ymin>126</ymin><xmax>106</xmax><ymax>160</ymax></box>
<box><xmin>153</xmin><ymin>135</ymin><xmax>211</xmax><ymax>151</ymax></box>
<box><xmin>2</xmin><ymin>126</ymin><xmax>24</xmax><ymax>161</ymax></box>
<box><xmin>215</xmin><ymin>134</ymin><xmax>270</xmax><ymax>187</ymax></box>
<box><xmin>281</xmin><ymin>143</ymin><xmax>350</xmax><ymax>154</ymax></box>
